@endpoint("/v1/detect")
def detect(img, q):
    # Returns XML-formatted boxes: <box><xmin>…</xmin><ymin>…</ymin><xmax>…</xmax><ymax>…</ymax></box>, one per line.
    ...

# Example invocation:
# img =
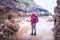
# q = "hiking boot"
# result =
<box><xmin>31</xmin><ymin>33</ymin><xmax>33</xmax><ymax>35</ymax></box>
<box><xmin>34</xmin><ymin>33</ymin><xmax>36</xmax><ymax>35</ymax></box>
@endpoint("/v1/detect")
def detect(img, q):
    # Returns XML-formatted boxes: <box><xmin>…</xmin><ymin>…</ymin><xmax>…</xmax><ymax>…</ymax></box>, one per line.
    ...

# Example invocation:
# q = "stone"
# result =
<box><xmin>54</xmin><ymin>0</ymin><xmax>60</xmax><ymax>40</ymax></box>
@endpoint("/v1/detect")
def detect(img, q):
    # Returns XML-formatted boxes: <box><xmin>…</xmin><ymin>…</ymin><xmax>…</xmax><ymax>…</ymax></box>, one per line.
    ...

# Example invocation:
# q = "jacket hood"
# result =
<box><xmin>32</xmin><ymin>13</ymin><xmax>35</xmax><ymax>16</ymax></box>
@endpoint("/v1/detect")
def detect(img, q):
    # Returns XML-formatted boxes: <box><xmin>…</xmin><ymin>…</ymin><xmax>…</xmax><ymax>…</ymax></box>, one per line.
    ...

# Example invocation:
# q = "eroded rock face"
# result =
<box><xmin>54</xmin><ymin>0</ymin><xmax>60</xmax><ymax>40</ymax></box>
<box><xmin>0</xmin><ymin>7</ymin><xmax>20</xmax><ymax>40</ymax></box>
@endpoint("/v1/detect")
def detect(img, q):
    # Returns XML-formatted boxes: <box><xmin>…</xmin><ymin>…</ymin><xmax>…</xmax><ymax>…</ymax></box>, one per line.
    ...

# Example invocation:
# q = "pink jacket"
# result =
<box><xmin>31</xmin><ymin>13</ymin><xmax>35</xmax><ymax>25</ymax></box>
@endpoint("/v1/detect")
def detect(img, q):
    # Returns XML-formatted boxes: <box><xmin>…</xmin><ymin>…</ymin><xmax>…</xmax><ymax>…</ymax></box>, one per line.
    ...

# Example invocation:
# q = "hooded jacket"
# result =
<box><xmin>31</xmin><ymin>13</ymin><xmax>35</xmax><ymax>25</ymax></box>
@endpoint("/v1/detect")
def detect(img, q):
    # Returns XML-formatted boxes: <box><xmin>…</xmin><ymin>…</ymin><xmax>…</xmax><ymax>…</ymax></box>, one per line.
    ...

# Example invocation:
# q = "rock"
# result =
<box><xmin>54</xmin><ymin>0</ymin><xmax>60</xmax><ymax>40</ymax></box>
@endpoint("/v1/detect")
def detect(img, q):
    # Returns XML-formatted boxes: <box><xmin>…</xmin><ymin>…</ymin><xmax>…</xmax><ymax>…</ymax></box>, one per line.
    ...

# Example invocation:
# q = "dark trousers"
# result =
<box><xmin>31</xmin><ymin>23</ymin><xmax>36</xmax><ymax>34</ymax></box>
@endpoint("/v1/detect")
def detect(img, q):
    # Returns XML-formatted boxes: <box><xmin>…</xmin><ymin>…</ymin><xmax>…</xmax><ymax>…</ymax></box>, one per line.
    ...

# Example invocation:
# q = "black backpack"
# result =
<box><xmin>34</xmin><ymin>16</ymin><xmax>38</xmax><ymax>23</ymax></box>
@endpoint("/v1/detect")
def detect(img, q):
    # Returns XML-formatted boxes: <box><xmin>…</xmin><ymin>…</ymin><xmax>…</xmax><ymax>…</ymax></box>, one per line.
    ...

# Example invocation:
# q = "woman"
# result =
<box><xmin>31</xmin><ymin>12</ymin><xmax>36</xmax><ymax>35</ymax></box>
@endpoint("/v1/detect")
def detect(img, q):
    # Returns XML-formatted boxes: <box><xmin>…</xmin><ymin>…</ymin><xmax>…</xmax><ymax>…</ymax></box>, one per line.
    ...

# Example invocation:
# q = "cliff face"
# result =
<box><xmin>0</xmin><ymin>0</ymin><xmax>20</xmax><ymax>39</ymax></box>
<box><xmin>54</xmin><ymin>0</ymin><xmax>60</xmax><ymax>40</ymax></box>
<box><xmin>0</xmin><ymin>0</ymin><xmax>35</xmax><ymax>12</ymax></box>
<box><xmin>0</xmin><ymin>0</ymin><xmax>21</xmax><ymax>11</ymax></box>
<box><xmin>54</xmin><ymin>0</ymin><xmax>60</xmax><ymax>27</ymax></box>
